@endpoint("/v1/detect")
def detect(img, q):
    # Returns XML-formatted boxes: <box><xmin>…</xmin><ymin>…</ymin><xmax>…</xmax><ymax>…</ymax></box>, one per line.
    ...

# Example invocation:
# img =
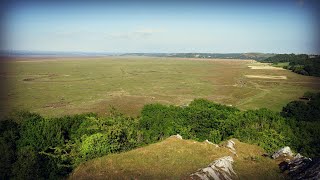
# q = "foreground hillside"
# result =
<box><xmin>70</xmin><ymin>137</ymin><xmax>282</xmax><ymax>179</ymax></box>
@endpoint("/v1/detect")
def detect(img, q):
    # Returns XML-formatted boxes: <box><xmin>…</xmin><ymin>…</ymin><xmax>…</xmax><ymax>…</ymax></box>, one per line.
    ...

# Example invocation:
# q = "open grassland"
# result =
<box><xmin>70</xmin><ymin>137</ymin><xmax>283</xmax><ymax>179</ymax></box>
<box><xmin>1</xmin><ymin>56</ymin><xmax>320</xmax><ymax>117</ymax></box>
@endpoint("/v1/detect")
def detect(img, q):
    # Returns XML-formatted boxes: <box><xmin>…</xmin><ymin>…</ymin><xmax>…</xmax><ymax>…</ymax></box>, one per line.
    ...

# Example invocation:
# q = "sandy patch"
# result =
<box><xmin>248</xmin><ymin>66</ymin><xmax>284</xmax><ymax>70</ymax></box>
<box><xmin>245</xmin><ymin>75</ymin><xmax>287</xmax><ymax>80</ymax></box>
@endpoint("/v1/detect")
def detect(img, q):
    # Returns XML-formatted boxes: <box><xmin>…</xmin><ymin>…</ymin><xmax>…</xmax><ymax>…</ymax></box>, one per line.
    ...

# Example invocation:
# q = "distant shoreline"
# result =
<box><xmin>0</xmin><ymin>56</ymin><xmax>257</xmax><ymax>63</ymax></box>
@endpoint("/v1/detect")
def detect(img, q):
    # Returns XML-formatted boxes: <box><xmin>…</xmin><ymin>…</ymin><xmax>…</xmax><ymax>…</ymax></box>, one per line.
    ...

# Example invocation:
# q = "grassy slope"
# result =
<box><xmin>2</xmin><ymin>57</ymin><xmax>319</xmax><ymax>117</ymax></box>
<box><xmin>70</xmin><ymin>137</ymin><xmax>283</xmax><ymax>180</ymax></box>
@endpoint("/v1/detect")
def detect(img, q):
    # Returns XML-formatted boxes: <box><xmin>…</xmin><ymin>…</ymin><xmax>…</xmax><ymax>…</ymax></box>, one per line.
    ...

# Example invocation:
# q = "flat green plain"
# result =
<box><xmin>1</xmin><ymin>56</ymin><xmax>320</xmax><ymax>117</ymax></box>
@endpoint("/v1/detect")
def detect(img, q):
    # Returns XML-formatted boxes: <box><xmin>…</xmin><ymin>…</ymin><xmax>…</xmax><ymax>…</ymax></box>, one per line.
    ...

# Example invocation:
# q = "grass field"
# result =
<box><xmin>70</xmin><ymin>137</ymin><xmax>283</xmax><ymax>179</ymax></box>
<box><xmin>1</xmin><ymin>56</ymin><xmax>320</xmax><ymax>117</ymax></box>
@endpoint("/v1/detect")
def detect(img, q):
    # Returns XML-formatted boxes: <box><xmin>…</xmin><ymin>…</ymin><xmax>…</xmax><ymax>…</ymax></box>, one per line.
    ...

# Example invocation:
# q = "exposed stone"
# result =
<box><xmin>226</xmin><ymin>140</ymin><xmax>237</xmax><ymax>155</ymax></box>
<box><xmin>272</xmin><ymin>146</ymin><xmax>293</xmax><ymax>159</ymax></box>
<box><xmin>204</xmin><ymin>139</ymin><xmax>214</xmax><ymax>145</ymax></box>
<box><xmin>294</xmin><ymin>153</ymin><xmax>303</xmax><ymax>159</ymax></box>
<box><xmin>226</xmin><ymin>140</ymin><xmax>235</xmax><ymax>151</ymax></box>
<box><xmin>204</xmin><ymin>140</ymin><xmax>219</xmax><ymax>148</ymax></box>
<box><xmin>279</xmin><ymin>161</ymin><xmax>289</xmax><ymax>172</ymax></box>
<box><xmin>170</xmin><ymin>134</ymin><xmax>183</xmax><ymax>139</ymax></box>
<box><xmin>180</xmin><ymin>104</ymin><xmax>189</xmax><ymax>108</ymax></box>
<box><xmin>190</xmin><ymin>156</ymin><xmax>237</xmax><ymax>180</ymax></box>
<box><xmin>279</xmin><ymin>154</ymin><xmax>320</xmax><ymax>180</ymax></box>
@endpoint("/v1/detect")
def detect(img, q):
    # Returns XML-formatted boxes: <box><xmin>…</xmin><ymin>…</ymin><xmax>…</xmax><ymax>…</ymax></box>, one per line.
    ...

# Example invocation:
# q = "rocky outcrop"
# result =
<box><xmin>204</xmin><ymin>140</ymin><xmax>219</xmax><ymax>148</ymax></box>
<box><xmin>170</xmin><ymin>134</ymin><xmax>183</xmax><ymax>139</ymax></box>
<box><xmin>226</xmin><ymin>140</ymin><xmax>237</xmax><ymax>155</ymax></box>
<box><xmin>272</xmin><ymin>146</ymin><xmax>293</xmax><ymax>159</ymax></box>
<box><xmin>190</xmin><ymin>156</ymin><xmax>237</xmax><ymax>180</ymax></box>
<box><xmin>279</xmin><ymin>154</ymin><xmax>320</xmax><ymax>179</ymax></box>
<box><xmin>274</xmin><ymin>147</ymin><xmax>320</xmax><ymax>179</ymax></box>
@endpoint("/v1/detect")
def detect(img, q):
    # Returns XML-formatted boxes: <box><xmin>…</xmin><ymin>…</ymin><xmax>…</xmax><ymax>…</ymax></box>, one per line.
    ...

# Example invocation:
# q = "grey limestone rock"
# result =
<box><xmin>272</xmin><ymin>146</ymin><xmax>293</xmax><ymax>159</ymax></box>
<box><xmin>170</xmin><ymin>134</ymin><xmax>183</xmax><ymax>139</ymax></box>
<box><xmin>276</xmin><ymin>147</ymin><xmax>320</xmax><ymax>179</ymax></box>
<box><xmin>190</xmin><ymin>156</ymin><xmax>237</xmax><ymax>180</ymax></box>
<box><xmin>226</xmin><ymin>140</ymin><xmax>237</xmax><ymax>155</ymax></box>
<box><xmin>204</xmin><ymin>140</ymin><xmax>219</xmax><ymax>148</ymax></box>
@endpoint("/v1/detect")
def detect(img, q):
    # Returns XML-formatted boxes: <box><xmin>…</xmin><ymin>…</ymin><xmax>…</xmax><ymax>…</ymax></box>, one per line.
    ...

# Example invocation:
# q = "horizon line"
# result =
<box><xmin>2</xmin><ymin>50</ymin><xmax>319</xmax><ymax>55</ymax></box>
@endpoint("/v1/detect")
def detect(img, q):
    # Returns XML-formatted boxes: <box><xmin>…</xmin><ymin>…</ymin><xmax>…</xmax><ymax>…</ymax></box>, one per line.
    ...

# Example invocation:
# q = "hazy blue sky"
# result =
<box><xmin>3</xmin><ymin>0</ymin><xmax>320</xmax><ymax>53</ymax></box>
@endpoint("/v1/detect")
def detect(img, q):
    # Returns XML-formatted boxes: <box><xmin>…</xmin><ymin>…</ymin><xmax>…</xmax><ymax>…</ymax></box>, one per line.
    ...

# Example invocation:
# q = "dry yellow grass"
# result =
<box><xmin>231</xmin><ymin>140</ymin><xmax>285</xmax><ymax>180</ymax></box>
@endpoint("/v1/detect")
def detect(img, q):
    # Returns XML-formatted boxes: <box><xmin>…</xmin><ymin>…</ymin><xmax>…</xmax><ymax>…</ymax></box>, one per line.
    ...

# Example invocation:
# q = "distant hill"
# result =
<box><xmin>0</xmin><ymin>51</ymin><xmax>278</xmax><ymax>61</ymax></box>
<box><xmin>0</xmin><ymin>50</ymin><xmax>120</xmax><ymax>57</ymax></box>
<box><xmin>120</xmin><ymin>53</ymin><xmax>275</xmax><ymax>60</ymax></box>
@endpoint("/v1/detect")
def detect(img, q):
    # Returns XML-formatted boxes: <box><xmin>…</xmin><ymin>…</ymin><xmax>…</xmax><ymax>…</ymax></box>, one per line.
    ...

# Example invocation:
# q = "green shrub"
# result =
<box><xmin>208</xmin><ymin>130</ymin><xmax>222</xmax><ymax>144</ymax></box>
<box><xmin>281</xmin><ymin>92</ymin><xmax>320</xmax><ymax>122</ymax></box>
<box><xmin>80</xmin><ymin>133</ymin><xmax>121</xmax><ymax>160</ymax></box>
<box><xmin>12</xmin><ymin>146</ymin><xmax>41</xmax><ymax>180</ymax></box>
<box><xmin>0</xmin><ymin>120</ymin><xmax>19</xmax><ymax>179</ymax></box>
<box><xmin>140</xmin><ymin>104</ymin><xmax>180</xmax><ymax>143</ymax></box>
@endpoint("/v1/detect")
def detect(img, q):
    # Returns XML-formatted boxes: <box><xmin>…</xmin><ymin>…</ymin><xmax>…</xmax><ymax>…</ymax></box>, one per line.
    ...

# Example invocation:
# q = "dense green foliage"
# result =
<box><xmin>281</xmin><ymin>92</ymin><xmax>320</xmax><ymax>122</ymax></box>
<box><xmin>280</xmin><ymin>93</ymin><xmax>320</xmax><ymax>156</ymax></box>
<box><xmin>262</xmin><ymin>54</ymin><xmax>309</xmax><ymax>63</ymax></box>
<box><xmin>260</xmin><ymin>54</ymin><xmax>320</xmax><ymax>77</ymax></box>
<box><xmin>1</xmin><ymin>94</ymin><xmax>320</xmax><ymax>179</ymax></box>
<box><xmin>0</xmin><ymin>120</ymin><xmax>19</xmax><ymax>179</ymax></box>
<box><xmin>139</xmin><ymin>99</ymin><xmax>239</xmax><ymax>143</ymax></box>
<box><xmin>0</xmin><ymin>110</ymin><xmax>143</xmax><ymax>179</ymax></box>
<box><xmin>139</xmin><ymin>100</ymin><xmax>294</xmax><ymax>153</ymax></box>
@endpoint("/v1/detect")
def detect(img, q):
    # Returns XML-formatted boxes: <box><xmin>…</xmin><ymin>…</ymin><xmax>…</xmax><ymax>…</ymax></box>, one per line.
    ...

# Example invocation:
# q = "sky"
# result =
<box><xmin>2</xmin><ymin>0</ymin><xmax>320</xmax><ymax>54</ymax></box>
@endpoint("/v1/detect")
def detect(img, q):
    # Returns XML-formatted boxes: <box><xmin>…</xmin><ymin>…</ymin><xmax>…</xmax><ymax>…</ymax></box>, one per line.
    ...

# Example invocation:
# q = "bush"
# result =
<box><xmin>281</xmin><ymin>92</ymin><xmax>320</xmax><ymax>122</ymax></box>
<box><xmin>140</xmin><ymin>104</ymin><xmax>180</xmax><ymax>143</ymax></box>
<box><xmin>230</xmin><ymin>109</ymin><xmax>294</xmax><ymax>153</ymax></box>
<box><xmin>80</xmin><ymin>133</ymin><xmax>121</xmax><ymax>160</ymax></box>
<box><xmin>0</xmin><ymin>120</ymin><xmax>19</xmax><ymax>179</ymax></box>
<box><xmin>12</xmin><ymin>146</ymin><xmax>41</xmax><ymax>180</ymax></box>
<box><xmin>208</xmin><ymin>130</ymin><xmax>222</xmax><ymax>144</ymax></box>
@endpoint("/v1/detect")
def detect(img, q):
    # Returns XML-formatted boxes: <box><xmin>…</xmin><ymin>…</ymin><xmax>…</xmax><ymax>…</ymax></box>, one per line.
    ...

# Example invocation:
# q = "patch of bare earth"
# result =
<box><xmin>43</xmin><ymin>101</ymin><xmax>70</xmax><ymax>108</ymax></box>
<box><xmin>248</xmin><ymin>65</ymin><xmax>285</xmax><ymax>70</ymax></box>
<box><xmin>245</xmin><ymin>75</ymin><xmax>287</xmax><ymax>80</ymax></box>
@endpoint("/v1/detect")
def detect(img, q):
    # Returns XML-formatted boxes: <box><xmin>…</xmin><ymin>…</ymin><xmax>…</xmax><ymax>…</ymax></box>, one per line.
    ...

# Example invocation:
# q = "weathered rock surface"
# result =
<box><xmin>190</xmin><ymin>156</ymin><xmax>237</xmax><ymax>180</ymax></box>
<box><xmin>274</xmin><ymin>147</ymin><xmax>320</xmax><ymax>179</ymax></box>
<box><xmin>204</xmin><ymin>140</ymin><xmax>219</xmax><ymax>147</ymax></box>
<box><xmin>170</xmin><ymin>134</ymin><xmax>183</xmax><ymax>139</ymax></box>
<box><xmin>226</xmin><ymin>140</ymin><xmax>236</xmax><ymax>155</ymax></box>
<box><xmin>295</xmin><ymin>153</ymin><xmax>303</xmax><ymax>159</ymax></box>
<box><xmin>272</xmin><ymin>146</ymin><xmax>293</xmax><ymax>159</ymax></box>
<box><xmin>279</xmin><ymin>154</ymin><xmax>320</xmax><ymax>179</ymax></box>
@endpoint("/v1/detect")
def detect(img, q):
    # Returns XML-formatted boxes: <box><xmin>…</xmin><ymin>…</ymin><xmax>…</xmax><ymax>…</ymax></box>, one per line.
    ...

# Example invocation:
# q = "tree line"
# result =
<box><xmin>121</xmin><ymin>53</ymin><xmax>273</xmax><ymax>60</ymax></box>
<box><xmin>1</xmin><ymin>93</ymin><xmax>320</xmax><ymax>179</ymax></box>
<box><xmin>260</xmin><ymin>54</ymin><xmax>320</xmax><ymax>77</ymax></box>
